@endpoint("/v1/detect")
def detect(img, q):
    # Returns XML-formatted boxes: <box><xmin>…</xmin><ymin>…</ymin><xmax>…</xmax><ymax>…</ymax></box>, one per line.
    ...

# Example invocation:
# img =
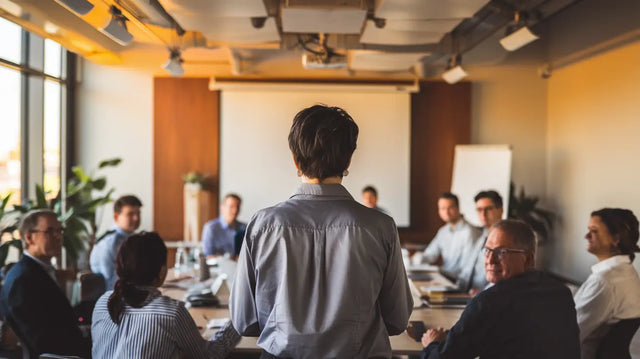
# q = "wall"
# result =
<box><xmin>75</xmin><ymin>60</ymin><xmax>154</xmax><ymax>234</ymax></box>
<box><xmin>154</xmin><ymin>78</ymin><xmax>220</xmax><ymax>241</ymax></box>
<box><xmin>470</xmin><ymin>65</ymin><xmax>549</xmax><ymax>200</ymax></box>
<box><xmin>544</xmin><ymin>41</ymin><xmax>640</xmax><ymax>282</ymax></box>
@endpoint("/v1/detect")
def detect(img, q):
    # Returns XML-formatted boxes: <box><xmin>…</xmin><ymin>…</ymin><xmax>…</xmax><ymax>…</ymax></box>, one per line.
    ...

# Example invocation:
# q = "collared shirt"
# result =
<box><xmin>23</xmin><ymin>252</ymin><xmax>56</xmax><ymax>283</ymax></box>
<box><xmin>90</xmin><ymin>226</ymin><xmax>130</xmax><ymax>290</ymax></box>
<box><xmin>91</xmin><ymin>289</ymin><xmax>240</xmax><ymax>359</ymax></box>
<box><xmin>421</xmin><ymin>270</ymin><xmax>581</xmax><ymax>359</ymax></box>
<box><xmin>574</xmin><ymin>255</ymin><xmax>640</xmax><ymax>359</ymax></box>
<box><xmin>230</xmin><ymin>183</ymin><xmax>413</xmax><ymax>359</ymax></box>
<box><xmin>416</xmin><ymin>218</ymin><xmax>482</xmax><ymax>279</ymax></box>
<box><xmin>456</xmin><ymin>227</ymin><xmax>489</xmax><ymax>291</ymax></box>
<box><xmin>201</xmin><ymin>217</ymin><xmax>247</xmax><ymax>256</ymax></box>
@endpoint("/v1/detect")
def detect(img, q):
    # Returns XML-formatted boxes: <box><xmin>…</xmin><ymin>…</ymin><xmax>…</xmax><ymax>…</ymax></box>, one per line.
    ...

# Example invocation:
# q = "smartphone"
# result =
<box><xmin>408</xmin><ymin>320</ymin><xmax>427</xmax><ymax>342</ymax></box>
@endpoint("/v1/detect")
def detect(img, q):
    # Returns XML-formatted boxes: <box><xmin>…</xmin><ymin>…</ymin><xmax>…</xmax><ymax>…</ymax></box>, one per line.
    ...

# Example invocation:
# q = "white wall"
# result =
<box><xmin>544</xmin><ymin>41</ymin><xmax>640</xmax><ymax>282</ymax></box>
<box><xmin>75</xmin><ymin>60</ymin><xmax>154</xmax><ymax>234</ymax></box>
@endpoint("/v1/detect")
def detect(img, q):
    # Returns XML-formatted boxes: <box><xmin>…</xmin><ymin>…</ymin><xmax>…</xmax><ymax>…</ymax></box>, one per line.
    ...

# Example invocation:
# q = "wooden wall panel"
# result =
<box><xmin>153</xmin><ymin>78</ymin><xmax>220</xmax><ymax>246</ymax></box>
<box><xmin>399</xmin><ymin>81</ymin><xmax>471</xmax><ymax>246</ymax></box>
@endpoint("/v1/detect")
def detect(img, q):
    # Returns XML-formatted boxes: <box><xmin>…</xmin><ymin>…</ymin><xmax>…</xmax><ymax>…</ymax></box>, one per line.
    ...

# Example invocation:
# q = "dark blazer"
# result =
<box><xmin>421</xmin><ymin>270</ymin><xmax>581</xmax><ymax>359</ymax></box>
<box><xmin>0</xmin><ymin>255</ymin><xmax>90</xmax><ymax>358</ymax></box>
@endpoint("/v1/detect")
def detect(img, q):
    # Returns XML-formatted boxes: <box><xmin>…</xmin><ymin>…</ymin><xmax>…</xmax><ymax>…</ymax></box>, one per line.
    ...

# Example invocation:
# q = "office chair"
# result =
<box><xmin>596</xmin><ymin>317</ymin><xmax>640</xmax><ymax>359</ymax></box>
<box><xmin>71</xmin><ymin>271</ymin><xmax>105</xmax><ymax>325</ymax></box>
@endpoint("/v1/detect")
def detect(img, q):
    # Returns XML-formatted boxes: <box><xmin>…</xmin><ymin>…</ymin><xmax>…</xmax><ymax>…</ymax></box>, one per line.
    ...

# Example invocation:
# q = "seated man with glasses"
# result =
<box><xmin>457</xmin><ymin>190</ymin><xmax>505</xmax><ymax>292</ymax></box>
<box><xmin>420</xmin><ymin>219</ymin><xmax>580</xmax><ymax>359</ymax></box>
<box><xmin>0</xmin><ymin>210</ymin><xmax>90</xmax><ymax>358</ymax></box>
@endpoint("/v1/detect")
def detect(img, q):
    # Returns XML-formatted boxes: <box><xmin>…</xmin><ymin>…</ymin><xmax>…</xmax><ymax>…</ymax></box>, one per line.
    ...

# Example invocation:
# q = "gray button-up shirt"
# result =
<box><xmin>230</xmin><ymin>183</ymin><xmax>413</xmax><ymax>358</ymax></box>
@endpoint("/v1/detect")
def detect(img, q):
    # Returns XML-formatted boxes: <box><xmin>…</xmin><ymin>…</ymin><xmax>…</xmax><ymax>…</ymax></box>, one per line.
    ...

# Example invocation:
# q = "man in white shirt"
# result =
<box><xmin>413</xmin><ymin>192</ymin><xmax>482</xmax><ymax>280</ymax></box>
<box><xmin>458</xmin><ymin>190</ymin><xmax>505</xmax><ymax>291</ymax></box>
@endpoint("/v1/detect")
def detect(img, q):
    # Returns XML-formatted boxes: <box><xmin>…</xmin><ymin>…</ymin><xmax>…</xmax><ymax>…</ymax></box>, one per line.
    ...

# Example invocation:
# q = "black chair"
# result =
<box><xmin>596</xmin><ymin>317</ymin><xmax>640</xmax><ymax>359</ymax></box>
<box><xmin>71</xmin><ymin>271</ymin><xmax>105</xmax><ymax>326</ymax></box>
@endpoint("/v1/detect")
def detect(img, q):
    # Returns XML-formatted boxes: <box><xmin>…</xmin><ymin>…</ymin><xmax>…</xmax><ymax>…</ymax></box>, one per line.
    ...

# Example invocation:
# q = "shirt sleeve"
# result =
<box><xmin>229</xmin><ymin>232</ymin><xmax>261</xmax><ymax>336</ymax></box>
<box><xmin>172</xmin><ymin>303</ymin><xmax>239</xmax><ymax>359</ymax></box>
<box><xmin>90</xmin><ymin>236</ymin><xmax>119</xmax><ymax>290</ymax></box>
<box><xmin>201</xmin><ymin>222</ymin><xmax>215</xmax><ymax>257</ymax></box>
<box><xmin>422</xmin><ymin>229</ymin><xmax>444</xmax><ymax>264</ymax></box>
<box><xmin>378</xmin><ymin>222</ymin><xmax>413</xmax><ymax>335</ymax></box>
<box><xmin>574</xmin><ymin>277</ymin><xmax>614</xmax><ymax>344</ymax></box>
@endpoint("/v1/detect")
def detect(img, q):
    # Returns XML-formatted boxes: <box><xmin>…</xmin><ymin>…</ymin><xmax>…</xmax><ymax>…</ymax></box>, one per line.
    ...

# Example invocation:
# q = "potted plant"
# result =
<box><xmin>508</xmin><ymin>182</ymin><xmax>555</xmax><ymax>245</ymax></box>
<box><xmin>11</xmin><ymin>158</ymin><xmax>122</xmax><ymax>263</ymax></box>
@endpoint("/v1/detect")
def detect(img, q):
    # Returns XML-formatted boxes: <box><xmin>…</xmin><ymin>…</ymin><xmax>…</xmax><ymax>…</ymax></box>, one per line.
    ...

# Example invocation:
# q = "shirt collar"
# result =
<box><xmin>23</xmin><ymin>252</ymin><xmax>56</xmax><ymax>281</ymax></box>
<box><xmin>290</xmin><ymin>183</ymin><xmax>354</xmax><ymax>200</ymax></box>
<box><xmin>112</xmin><ymin>225</ymin><xmax>131</xmax><ymax>236</ymax></box>
<box><xmin>591</xmin><ymin>255</ymin><xmax>631</xmax><ymax>274</ymax></box>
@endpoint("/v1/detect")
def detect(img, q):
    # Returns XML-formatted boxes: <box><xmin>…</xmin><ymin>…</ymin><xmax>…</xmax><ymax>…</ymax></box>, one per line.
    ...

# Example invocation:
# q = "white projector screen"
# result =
<box><xmin>220</xmin><ymin>90</ymin><xmax>410</xmax><ymax>226</ymax></box>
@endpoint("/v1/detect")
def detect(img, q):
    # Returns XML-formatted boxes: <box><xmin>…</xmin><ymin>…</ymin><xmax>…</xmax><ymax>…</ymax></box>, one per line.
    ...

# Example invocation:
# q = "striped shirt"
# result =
<box><xmin>92</xmin><ymin>289</ymin><xmax>239</xmax><ymax>359</ymax></box>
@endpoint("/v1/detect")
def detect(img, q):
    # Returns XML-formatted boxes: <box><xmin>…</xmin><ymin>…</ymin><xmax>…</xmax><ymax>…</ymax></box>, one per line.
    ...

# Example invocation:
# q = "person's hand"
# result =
<box><xmin>421</xmin><ymin>328</ymin><xmax>447</xmax><ymax>347</ymax></box>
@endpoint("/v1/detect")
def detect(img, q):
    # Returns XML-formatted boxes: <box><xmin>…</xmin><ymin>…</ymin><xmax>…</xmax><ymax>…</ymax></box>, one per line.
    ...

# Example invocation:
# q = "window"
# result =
<box><xmin>0</xmin><ymin>17</ymin><xmax>21</xmax><ymax>64</ymax></box>
<box><xmin>0</xmin><ymin>66</ymin><xmax>21</xmax><ymax>205</ymax></box>
<box><xmin>0</xmin><ymin>17</ymin><xmax>72</xmax><ymax>207</ymax></box>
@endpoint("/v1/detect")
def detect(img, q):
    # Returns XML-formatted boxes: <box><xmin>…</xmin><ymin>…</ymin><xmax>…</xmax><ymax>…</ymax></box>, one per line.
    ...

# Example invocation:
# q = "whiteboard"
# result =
<box><xmin>451</xmin><ymin>145</ymin><xmax>512</xmax><ymax>227</ymax></box>
<box><xmin>219</xmin><ymin>90</ymin><xmax>411</xmax><ymax>226</ymax></box>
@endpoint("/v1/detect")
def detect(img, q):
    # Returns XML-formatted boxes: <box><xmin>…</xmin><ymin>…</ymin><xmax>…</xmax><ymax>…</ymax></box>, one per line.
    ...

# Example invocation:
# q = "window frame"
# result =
<box><xmin>0</xmin><ymin>21</ymin><xmax>75</xmax><ymax>204</ymax></box>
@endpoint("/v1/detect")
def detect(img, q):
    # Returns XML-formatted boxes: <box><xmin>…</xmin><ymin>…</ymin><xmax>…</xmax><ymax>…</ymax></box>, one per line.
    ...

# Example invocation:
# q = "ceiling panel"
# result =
<box><xmin>385</xmin><ymin>19</ymin><xmax>461</xmax><ymax>32</ymax></box>
<box><xmin>158</xmin><ymin>0</ymin><xmax>267</xmax><ymax>17</ymax></box>
<box><xmin>376</xmin><ymin>0</ymin><xmax>489</xmax><ymax>20</ymax></box>
<box><xmin>282</xmin><ymin>8</ymin><xmax>367</xmax><ymax>34</ymax></box>
<box><xmin>349</xmin><ymin>50</ymin><xmax>429</xmax><ymax>71</ymax></box>
<box><xmin>360</xmin><ymin>20</ymin><xmax>443</xmax><ymax>45</ymax></box>
<box><xmin>170</xmin><ymin>16</ymin><xmax>280</xmax><ymax>44</ymax></box>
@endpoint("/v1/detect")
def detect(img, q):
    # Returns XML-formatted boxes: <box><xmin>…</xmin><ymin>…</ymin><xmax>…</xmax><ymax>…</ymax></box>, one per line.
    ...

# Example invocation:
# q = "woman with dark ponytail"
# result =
<box><xmin>574</xmin><ymin>208</ymin><xmax>640</xmax><ymax>359</ymax></box>
<box><xmin>91</xmin><ymin>232</ymin><xmax>239</xmax><ymax>358</ymax></box>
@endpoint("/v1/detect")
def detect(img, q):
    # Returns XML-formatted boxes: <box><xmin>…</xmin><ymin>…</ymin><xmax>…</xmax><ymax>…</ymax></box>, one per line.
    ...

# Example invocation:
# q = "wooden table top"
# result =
<box><xmin>161</xmin><ymin>271</ymin><xmax>463</xmax><ymax>355</ymax></box>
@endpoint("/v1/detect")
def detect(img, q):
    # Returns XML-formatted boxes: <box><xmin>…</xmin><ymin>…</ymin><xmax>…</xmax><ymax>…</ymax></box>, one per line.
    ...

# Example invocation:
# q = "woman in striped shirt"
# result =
<box><xmin>91</xmin><ymin>231</ymin><xmax>239</xmax><ymax>358</ymax></box>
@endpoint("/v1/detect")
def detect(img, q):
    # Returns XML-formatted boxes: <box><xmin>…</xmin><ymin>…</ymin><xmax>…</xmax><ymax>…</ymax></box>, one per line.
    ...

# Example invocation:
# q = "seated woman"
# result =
<box><xmin>91</xmin><ymin>231</ymin><xmax>239</xmax><ymax>358</ymax></box>
<box><xmin>574</xmin><ymin>208</ymin><xmax>640</xmax><ymax>359</ymax></box>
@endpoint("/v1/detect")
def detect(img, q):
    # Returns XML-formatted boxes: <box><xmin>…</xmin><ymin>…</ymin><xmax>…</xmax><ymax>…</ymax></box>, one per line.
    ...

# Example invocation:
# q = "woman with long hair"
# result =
<box><xmin>574</xmin><ymin>208</ymin><xmax>640</xmax><ymax>359</ymax></box>
<box><xmin>91</xmin><ymin>231</ymin><xmax>239</xmax><ymax>358</ymax></box>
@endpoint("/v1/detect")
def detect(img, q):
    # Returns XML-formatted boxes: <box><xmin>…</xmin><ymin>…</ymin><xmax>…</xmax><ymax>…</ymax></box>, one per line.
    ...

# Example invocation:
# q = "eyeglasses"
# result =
<box><xmin>483</xmin><ymin>247</ymin><xmax>527</xmax><ymax>259</ymax></box>
<box><xmin>476</xmin><ymin>205</ymin><xmax>496</xmax><ymax>213</ymax></box>
<box><xmin>30</xmin><ymin>228</ymin><xmax>64</xmax><ymax>237</ymax></box>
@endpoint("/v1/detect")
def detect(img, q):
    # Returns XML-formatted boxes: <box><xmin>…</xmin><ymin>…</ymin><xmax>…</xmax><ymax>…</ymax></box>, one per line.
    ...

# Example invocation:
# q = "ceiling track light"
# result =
<box><xmin>101</xmin><ymin>5</ymin><xmax>133</xmax><ymax>46</ymax></box>
<box><xmin>499</xmin><ymin>11</ymin><xmax>539</xmax><ymax>51</ymax></box>
<box><xmin>54</xmin><ymin>0</ymin><xmax>94</xmax><ymax>16</ymax></box>
<box><xmin>163</xmin><ymin>49</ymin><xmax>184</xmax><ymax>77</ymax></box>
<box><xmin>441</xmin><ymin>54</ymin><xmax>467</xmax><ymax>84</ymax></box>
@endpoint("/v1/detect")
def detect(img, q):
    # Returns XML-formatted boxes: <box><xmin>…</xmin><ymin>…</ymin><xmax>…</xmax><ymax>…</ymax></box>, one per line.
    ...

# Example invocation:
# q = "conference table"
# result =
<box><xmin>161</xmin><ymin>267</ymin><xmax>463</xmax><ymax>356</ymax></box>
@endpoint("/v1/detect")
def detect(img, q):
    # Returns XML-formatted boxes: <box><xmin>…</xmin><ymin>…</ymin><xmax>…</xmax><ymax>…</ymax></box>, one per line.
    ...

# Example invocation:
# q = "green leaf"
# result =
<box><xmin>98</xmin><ymin>158</ymin><xmax>122</xmax><ymax>169</ymax></box>
<box><xmin>92</xmin><ymin>177</ymin><xmax>107</xmax><ymax>191</ymax></box>
<box><xmin>71</xmin><ymin>166</ymin><xmax>90</xmax><ymax>183</ymax></box>
<box><xmin>35</xmin><ymin>185</ymin><xmax>47</xmax><ymax>209</ymax></box>
<box><xmin>1</xmin><ymin>192</ymin><xmax>12</xmax><ymax>211</ymax></box>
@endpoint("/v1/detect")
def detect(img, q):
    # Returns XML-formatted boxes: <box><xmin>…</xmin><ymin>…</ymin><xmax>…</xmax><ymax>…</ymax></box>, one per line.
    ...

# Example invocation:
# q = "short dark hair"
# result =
<box><xmin>591</xmin><ymin>208</ymin><xmax>640</xmax><ymax>261</ymax></box>
<box><xmin>440</xmin><ymin>192</ymin><xmax>459</xmax><ymax>207</ymax></box>
<box><xmin>223</xmin><ymin>193</ymin><xmax>242</xmax><ymax>205</ymax></box>
<box><xmin>19</xmin><ymin>210</ymin><xmax>58</xmax><ymax>246</ymax></box>
<box><xmin>491</xmin><ymin>219</ymin><xmax>536</xmax><ymax>254</ymax></box>
<box><xmin>474</xmin><ymin>190</ymin><xmax>503</xmax><ymax>209</ymax></box>
<box><xmin>108</xmin><ymin>231</ymin><xmax>167</xmax><ymax>324</ymax></box>
<box><xmin>362</xmin><ymin>186</ymin><xmax>377</xmax><ymax>197</ymax></box>
<box><xmin>288</xmin><ymin>105</ymin><xmax>359</xmax><ymax>180</ymax></box>
<box><xmin>114</xmin><ymin>195</ymin><xmax>142</xmax><ymax>214</ymax></box>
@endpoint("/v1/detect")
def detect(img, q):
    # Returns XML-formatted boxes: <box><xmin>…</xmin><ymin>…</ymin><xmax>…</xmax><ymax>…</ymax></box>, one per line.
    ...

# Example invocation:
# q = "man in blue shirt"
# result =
<box><xmin>90</xmin><ymin>195</ymin><xmax>142</xmax><ymax>290</ymax></box>
<box><xmin>201</xmin><ymin>193</ymin><xmax>246</xmax><ymax>257</ymax></box>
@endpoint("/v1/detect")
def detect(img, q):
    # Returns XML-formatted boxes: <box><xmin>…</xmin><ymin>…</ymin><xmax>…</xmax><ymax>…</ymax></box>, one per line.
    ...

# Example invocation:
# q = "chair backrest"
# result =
<box><xmin>596</xmin><ymin>318</ymin><xmax>640</xmax><ymax>359</ymax></box>
<box><xmin>71</xmin><ymin>271</ymin><xmax>105</xmax><ymax>306</ymax></box>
